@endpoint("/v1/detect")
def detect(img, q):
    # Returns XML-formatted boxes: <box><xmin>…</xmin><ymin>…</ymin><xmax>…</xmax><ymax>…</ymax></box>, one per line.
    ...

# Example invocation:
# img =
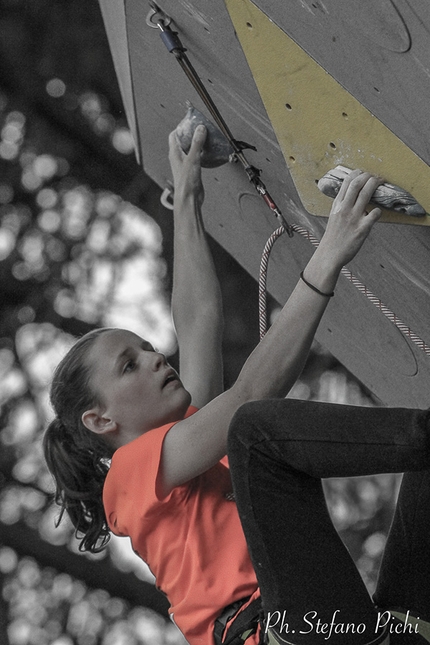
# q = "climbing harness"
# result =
<box><xmin>147</xmin><ymin>2</ymin><xmax>430</xmax><ymax>358</ymax></box>
<box><xmin>214</xmin><ymin>596</ymin><xmax>262</xmax><ymax>645</ymax></box>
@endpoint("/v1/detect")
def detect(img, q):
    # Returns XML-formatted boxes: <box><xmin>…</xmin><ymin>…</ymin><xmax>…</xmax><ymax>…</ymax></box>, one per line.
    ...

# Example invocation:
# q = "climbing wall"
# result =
<box><xmin>99</xmin><ymin>0</ymin><xmax>430</xmax><ymax>408</ymax></box>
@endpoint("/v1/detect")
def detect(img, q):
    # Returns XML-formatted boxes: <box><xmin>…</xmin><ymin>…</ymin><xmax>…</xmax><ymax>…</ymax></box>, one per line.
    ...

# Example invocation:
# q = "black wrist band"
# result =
<box><xmin>300</xmin><ymin>271</ymin><xmax>334</xmax><ymax>298</ymax></box>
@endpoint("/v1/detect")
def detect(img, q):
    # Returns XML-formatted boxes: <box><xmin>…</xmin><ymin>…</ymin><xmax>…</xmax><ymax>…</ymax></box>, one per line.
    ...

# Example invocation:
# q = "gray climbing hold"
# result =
<box><xmin>175</xmin><ymin>102</ymin><xmax>234</xmax><ymax>168</ymax></box>
<box><xmin>318</xmin><ymin>165</ymin><xmax>426</xmax><ymax>217</ymax></box>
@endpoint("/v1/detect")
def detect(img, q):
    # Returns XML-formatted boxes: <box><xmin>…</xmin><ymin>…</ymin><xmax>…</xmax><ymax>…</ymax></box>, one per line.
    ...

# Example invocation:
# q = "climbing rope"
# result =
<box><xmin>259</xmin><ymin>224</ymin><xmax>430</xmax><ymax>359</ymax></box>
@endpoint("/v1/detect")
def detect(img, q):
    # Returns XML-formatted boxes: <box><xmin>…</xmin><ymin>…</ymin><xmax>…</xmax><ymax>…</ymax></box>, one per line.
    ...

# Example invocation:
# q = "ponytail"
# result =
<box><xmin>43</xmin><ymin>329</ymin><xmax>114</xmax><ymax>553</ymax></box>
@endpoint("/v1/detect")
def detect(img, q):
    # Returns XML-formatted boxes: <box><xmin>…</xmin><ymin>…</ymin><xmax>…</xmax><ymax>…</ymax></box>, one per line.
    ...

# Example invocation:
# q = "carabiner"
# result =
<box><xmin>146</xmin><ymin>2</ymin><xmax>172</xmax><ymax>29</ymax></box>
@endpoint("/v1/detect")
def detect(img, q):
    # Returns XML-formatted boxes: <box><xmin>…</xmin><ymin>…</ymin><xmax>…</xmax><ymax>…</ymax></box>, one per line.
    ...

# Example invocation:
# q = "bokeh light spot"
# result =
<box><xmin>112</xmin><ymin>128</ymin><xmax>135</xmax><ymax>155</ymax></box>
<box><xmin>46</xmin><ymin>78</ymin><xmax>66</xmax><ymax>98</ymax></box>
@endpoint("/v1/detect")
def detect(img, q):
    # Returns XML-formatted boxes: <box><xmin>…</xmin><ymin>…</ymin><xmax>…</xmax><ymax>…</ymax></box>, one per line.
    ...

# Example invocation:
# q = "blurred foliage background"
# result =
<box><xmin>0</xmin><ymin>1</ymin><xmax>400</xmax><ymax>644</ymax></box>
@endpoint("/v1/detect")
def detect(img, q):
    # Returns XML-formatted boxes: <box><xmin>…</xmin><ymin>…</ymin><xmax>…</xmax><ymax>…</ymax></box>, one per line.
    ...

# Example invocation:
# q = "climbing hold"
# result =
<box><xmin>175</xmin><ymin>102</ymin><xmax>234</xmax><ymax>167</ymax></box>
<box><xmin>318</xmin><ymin>165</ymin><xmax>426</xmax><ymax>217</ymax></box>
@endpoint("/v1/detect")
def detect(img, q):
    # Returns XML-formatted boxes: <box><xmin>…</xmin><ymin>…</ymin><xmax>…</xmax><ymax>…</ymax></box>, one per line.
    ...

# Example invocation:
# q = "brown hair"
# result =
<box><xmin>43</xmin><ymin>328</ymin><xmax>114</xmax><ymax>552</ymax></box>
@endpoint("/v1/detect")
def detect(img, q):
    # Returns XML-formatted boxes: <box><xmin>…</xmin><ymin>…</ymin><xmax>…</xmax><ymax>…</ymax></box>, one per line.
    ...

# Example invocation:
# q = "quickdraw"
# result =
<box><xmin>147</xmin><ymin>1</ymin><xmax>293</xmax><ymax>236</ymax></box>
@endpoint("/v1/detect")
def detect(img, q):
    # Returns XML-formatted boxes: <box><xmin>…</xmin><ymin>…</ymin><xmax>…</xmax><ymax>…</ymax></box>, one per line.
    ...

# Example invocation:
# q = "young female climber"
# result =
<box><xmin>44</xmin><ymin>125</ymin><xmax>430</xmax><ymax>645</ymax></box>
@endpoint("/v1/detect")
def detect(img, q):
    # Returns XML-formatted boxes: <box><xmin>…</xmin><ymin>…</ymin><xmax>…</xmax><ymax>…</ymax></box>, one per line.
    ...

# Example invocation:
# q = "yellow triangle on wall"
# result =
<box><xmin>225</xmin><ymin>0</ymin><xmax>430</xmax><ymax>225</ymax></box>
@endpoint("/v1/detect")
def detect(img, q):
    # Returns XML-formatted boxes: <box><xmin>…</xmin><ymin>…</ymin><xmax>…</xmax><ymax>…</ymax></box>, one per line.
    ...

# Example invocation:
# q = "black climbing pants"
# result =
<box><xmin>227</xmin><ymin>399</ymin><xmax>430</xmax><ymax>645</ymax></box>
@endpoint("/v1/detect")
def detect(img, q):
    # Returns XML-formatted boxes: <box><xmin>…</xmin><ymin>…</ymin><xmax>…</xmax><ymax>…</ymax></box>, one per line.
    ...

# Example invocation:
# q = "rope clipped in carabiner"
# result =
<box><xmin>147</xmin><ymin>2</ymin><xmax>293</xmax><ymax>236</ymax></box>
